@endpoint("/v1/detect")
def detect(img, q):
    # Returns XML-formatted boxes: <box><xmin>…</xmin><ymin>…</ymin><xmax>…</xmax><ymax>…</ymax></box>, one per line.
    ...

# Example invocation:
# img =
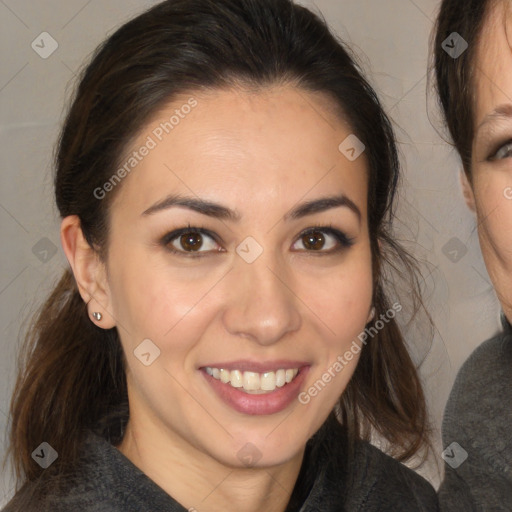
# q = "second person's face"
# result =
<box><xmin>470</xmin><ymin>1</ymin><xmax>512</xmax><ymax>321</ymax></box>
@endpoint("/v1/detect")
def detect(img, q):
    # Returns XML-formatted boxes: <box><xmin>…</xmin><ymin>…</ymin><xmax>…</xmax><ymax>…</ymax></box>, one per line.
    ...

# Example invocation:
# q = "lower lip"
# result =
<box><xmin>202</xmin><ymin>367</ymin><xmax>310</xmax><ymax>415</ymax></box>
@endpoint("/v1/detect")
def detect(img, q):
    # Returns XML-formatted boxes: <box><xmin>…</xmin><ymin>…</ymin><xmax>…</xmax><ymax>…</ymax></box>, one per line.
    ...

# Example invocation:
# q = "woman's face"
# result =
<box><xmin>103</xmin><ymin>86</ymin><xmax>373</xmax><ymax>468</ymax></box>
<box><xmin>471</xmin><ymin>1</ymin><xmax>512</xmax><ymax>320</ymax></box>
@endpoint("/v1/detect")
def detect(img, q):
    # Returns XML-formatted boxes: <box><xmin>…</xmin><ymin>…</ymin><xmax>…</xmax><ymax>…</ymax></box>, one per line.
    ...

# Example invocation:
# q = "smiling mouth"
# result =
<box><xmin>204</xmin><ymin>367</ymin><xmax>300</xmax><ymax>394</ymax></box>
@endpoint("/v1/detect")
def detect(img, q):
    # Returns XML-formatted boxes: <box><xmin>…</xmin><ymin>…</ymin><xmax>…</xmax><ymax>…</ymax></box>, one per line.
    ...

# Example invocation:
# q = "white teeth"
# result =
<box><xmin>275</xmin><ymin>369</ymin><xmax>286</xmax><ymax>387</ymax></box>
<box><xmin>230</xmin><ymin>370</ymin><xmax>243</xmax><ymax>388</ymax></box>
<box><xmin>243</xmin><ymin>371</ymin><xmax>260</xmax><ymax>391</ymax></box>
<box><xmin>260</xmin><ymin>372</ymin><xmax>276</xmax><ymax>391</ymax></box>
<box><xmin>204</xmin><ymin>366</ymin><xmax>300</xmax><ymax>393</ymax></box>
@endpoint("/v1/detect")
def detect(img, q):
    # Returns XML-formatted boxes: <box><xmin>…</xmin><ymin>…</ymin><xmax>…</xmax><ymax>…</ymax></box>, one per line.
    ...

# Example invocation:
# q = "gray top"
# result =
<box><xmin>3</xmin><ymin>422</ymin><xmax>438</xmax><ymax>511</ymax></box>
<box><xmin>438</xmin><ymin>316</ymin><xmax>512</xmax><ymax>511</ymax></box>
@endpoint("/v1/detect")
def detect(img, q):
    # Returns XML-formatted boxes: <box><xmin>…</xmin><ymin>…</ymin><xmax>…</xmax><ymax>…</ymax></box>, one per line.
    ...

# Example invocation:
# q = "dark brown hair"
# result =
<box><xmin>5</xmin><ymin>0</ymin><xmax>430</xmax><ymax>497</ymax></box>
<box><xmin>433</xmin><ymin>0</ymin><xmax>496</xmax><ymax>173</ymax></box>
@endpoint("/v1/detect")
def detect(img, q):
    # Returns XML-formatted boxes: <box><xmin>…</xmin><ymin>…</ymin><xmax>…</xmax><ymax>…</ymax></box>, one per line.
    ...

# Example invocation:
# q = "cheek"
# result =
<box><xmin>296</xmin><ymin>261</ymin><xmax>373</xmax><ymax>429</ymax></box>
<box><xmin>472</xmin><ymin>171</ymin><xmax>512</xmax><ymax>315</ymax></box>
<box><xmin>107</xmin><ymin>250</ymin><xmax>222</xmax><ymax>354</ymax></box>
<box><xmin>107</xmin><ymin>236</ymin><xmax>373</xmax><ymax>365</ymax></box>
<box><xmin>474</xmin><ymin>174</ymin><xmax>512</xmax><ymax>260</ymax></box>
<box><xmin>303</xmin><ymin>251</ymin><xmax>373</xmax><ymax>338</ymax></box>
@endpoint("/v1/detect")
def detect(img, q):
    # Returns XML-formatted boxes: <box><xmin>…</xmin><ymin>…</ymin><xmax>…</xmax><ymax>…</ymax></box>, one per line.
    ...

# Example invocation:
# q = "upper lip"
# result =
<box><xmin>200</xmin><ymin>360</ymin><xmax>310</xmax><ymax>373</ymax></box>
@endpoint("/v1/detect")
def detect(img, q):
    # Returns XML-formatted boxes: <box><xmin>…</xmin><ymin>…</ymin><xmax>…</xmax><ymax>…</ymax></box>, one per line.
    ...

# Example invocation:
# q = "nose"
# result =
<box><xmin>222</xmin><ymin>253</ymin><xmax>302</xmax><ymax>346</ymax></box>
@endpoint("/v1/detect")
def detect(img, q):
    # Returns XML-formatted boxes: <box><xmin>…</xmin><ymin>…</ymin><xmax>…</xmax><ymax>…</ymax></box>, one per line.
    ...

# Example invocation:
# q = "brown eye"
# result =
<box><xmin>165</xmin><ymin>228</ymin><xmax>221</xmax><ymax>255</ymax></box>
<box><xmin>291</xmin><ymin>227</ymin><xmax>353</xmax><ymax>253</ymax></box>
<box><xmin>302</xmin><ymin>231</ymin><xmax>325</xmax><ymax>250</ymax></box>
<box><xmin>180</xmin><ymin>232</ymin><xmax>203</xmax><ymax>251</ymax></box>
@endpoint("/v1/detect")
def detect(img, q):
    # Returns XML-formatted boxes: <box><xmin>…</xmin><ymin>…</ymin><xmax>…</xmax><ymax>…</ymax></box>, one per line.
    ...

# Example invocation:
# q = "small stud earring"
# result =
<box><xmin>368</xmin><ymin>307</ymin><xmax>376</xmax><ymax>323</ymax></box>
<box><xmin>92</xmin><ymin>312</ymin><xmax>103</xmax><ymax>321</ymax></box>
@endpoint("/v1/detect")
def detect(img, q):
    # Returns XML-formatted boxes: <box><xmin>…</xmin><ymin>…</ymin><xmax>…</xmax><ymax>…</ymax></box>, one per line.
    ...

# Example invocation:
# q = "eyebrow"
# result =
<box><xmin>142</xmin><ymin>193</ymin><xmax>361</xmax><ymax>223</ymax></box>
<box><xmin>476</xmin><ymin>103</ymin><xmax>512</xmax><ymax>134</ymax></box>
<box><xmin>142</xmin><ymin>195</ymin><xmax>241</xmax><ymax>221</ymax></box>
<box><xmin>284</xmin><ymin>195</ymin><xmax>361</xmax><ymax>222</ymax></box>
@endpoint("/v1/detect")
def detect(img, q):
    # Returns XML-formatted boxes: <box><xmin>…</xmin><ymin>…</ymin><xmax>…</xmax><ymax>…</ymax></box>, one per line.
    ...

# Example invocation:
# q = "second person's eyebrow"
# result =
<box><xmin>476</xmin><ymin>103</ymin><xmax>512</xmax><ymax>135</ymax></box>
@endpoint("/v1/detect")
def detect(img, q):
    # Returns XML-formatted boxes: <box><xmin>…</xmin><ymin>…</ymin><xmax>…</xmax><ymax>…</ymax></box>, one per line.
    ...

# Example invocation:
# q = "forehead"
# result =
<box><xmin>474</xmin><ymin>1</ymin><xmax>512</xmax><ymax>124</ymax></box>
<box><xmin>110</xmin><ymin>86</ymin><xmax>369</xmax><ymax>220</ymax></box>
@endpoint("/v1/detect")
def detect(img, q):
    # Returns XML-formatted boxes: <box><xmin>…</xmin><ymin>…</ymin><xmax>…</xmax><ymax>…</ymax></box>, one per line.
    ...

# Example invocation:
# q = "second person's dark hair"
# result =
<box><xmin>433</xmin><ymin>0</ymin><xmax>495</xmax><ymax>173</ymax></box>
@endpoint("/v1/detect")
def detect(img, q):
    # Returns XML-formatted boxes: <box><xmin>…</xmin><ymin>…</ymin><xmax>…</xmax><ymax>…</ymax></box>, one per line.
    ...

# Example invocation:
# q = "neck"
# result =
<box><xmin>117</xmin><ymin>415</ymin><xmax>305</xmax><ymax>512</ymax></box>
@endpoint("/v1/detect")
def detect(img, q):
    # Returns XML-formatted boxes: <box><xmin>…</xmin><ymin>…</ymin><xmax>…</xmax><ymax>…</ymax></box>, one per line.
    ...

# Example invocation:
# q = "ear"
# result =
<box><xmin>60</xmin><ymin>215</ymin><xmax>116</xmax><ymax>329</ymax></box>
<box><xmin>460</xmin><ymin>169</ymin><xmax>476</xmax><ymax>212</ymax></box>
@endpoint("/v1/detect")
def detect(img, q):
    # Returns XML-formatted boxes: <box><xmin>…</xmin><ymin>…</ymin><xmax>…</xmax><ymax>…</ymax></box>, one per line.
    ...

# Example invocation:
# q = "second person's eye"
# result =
<box><xmin>490</xmin><ymin>140</ymin><xmax>512</xmax><ymax>160</ymax></box>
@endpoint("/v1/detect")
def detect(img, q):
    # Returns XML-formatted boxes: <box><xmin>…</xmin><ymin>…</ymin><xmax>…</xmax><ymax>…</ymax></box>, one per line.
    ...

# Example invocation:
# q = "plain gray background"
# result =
<box><xmin>0</xmin><ymin>0</ymin><xmax>501</xmax><ymax>504</ymax></box>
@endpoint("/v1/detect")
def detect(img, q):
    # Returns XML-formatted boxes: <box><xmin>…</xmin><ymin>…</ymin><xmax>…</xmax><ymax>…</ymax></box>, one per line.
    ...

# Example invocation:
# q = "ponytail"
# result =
<box><xmin>5</xmin><ymin>269</ymin><xmax>127</xmax><ymax>486</ymax></box>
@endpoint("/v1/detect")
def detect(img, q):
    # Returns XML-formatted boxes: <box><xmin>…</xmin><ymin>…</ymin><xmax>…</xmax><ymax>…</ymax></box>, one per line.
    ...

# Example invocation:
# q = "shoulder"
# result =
<box><xmin>1</xmin><ymin>431</ymin><xmax>184</xmax><ymax>512</ymax></box>
<box><xmin>343</xmin><ymin>441</ymin><xmax>439</xmax><ymax>511</ymax></box>
<box><xmin>2</xmin><ymin>434</ymin><xmax>124</xmax><ymax>512</ymax></box>
<box><xmin>451</xmin><ymin>329</ymin><xmax>512</xmax><ymax>390</ymax></box>
<box><xmin>443</xmin><ymin>329</ymin><xmax>512</xmax><ymax>431</ymax></box>
<box><xmin>439</xmin><ymin>329</ymin><xmax>512</xmax><ymax>511</ymax></box>
<box><xmin>306</xmin><ymin>417</ymin><xmax>438</xmax><ymax>511</ymax></box>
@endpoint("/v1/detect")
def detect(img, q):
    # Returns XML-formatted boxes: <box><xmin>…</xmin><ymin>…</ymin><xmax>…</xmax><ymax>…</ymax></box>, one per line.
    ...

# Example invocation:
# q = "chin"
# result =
<box><xmin>210</xmin><ymin>431</ymin><xmax>306</xmax><ymax>470</ymax></box>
